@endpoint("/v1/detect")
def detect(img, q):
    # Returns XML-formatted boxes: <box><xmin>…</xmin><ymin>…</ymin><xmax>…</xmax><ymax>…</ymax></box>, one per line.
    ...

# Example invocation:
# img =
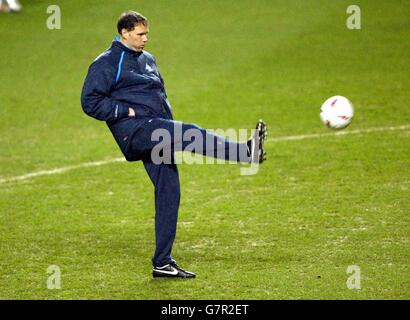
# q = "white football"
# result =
<box><xmin>320</xmin><ymin>96</ymin><xmax>354</xmax><ymax>129</ymax></box>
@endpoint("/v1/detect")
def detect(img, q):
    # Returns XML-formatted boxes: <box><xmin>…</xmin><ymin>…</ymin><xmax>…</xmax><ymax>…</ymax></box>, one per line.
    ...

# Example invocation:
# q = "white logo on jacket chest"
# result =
<box><xmin>145</xmin><ymin>64</ymin><xmax>154</xmax><ymax>73</ymax></box>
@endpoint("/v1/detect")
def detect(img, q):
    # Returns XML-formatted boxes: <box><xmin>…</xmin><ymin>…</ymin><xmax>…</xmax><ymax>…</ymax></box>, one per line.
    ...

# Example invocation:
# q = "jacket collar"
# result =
<box><xmin>111</xmin><ymin>36</ymin><xmax>143</xmax><ymax>56</ymax></box>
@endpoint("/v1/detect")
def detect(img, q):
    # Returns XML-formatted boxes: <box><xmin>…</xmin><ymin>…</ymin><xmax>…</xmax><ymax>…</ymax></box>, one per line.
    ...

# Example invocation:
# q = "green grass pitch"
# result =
<box><xmin>0</xmin><ymin>0</ymin><xmax>409</xmax><ymax>299</ymax></box>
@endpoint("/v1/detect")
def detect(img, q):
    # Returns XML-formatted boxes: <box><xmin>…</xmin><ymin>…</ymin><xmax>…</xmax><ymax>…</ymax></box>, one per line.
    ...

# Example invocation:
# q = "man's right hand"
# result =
<box><xmin>128</xmin><ymin>107</ymin><xmax>135</xmax><ymax>117</ymax></box>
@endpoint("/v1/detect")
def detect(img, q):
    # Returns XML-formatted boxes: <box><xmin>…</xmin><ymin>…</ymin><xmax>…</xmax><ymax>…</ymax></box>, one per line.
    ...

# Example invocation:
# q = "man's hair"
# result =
<box><xmin>117</xmin><ymin>11</ymin><xmax>148</xmax><ymax>34</ymax></box>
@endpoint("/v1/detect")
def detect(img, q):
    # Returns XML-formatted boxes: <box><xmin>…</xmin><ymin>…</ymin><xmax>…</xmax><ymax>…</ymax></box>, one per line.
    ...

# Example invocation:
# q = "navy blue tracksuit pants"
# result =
<box><xmin>130</xmin><ymin>117</ymin><xmax>250</xmax><ymax>267</ymax></box>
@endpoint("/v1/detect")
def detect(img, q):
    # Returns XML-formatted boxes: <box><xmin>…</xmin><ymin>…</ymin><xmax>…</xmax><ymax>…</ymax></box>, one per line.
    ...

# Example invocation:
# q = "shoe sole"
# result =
<box><xmin>153</xmin><ymin>272</ymin><xmax>196</xmax><ymax>279</ymax></box>
<box><xmin>256</xmin><ymin>120</ymin><xmax>267</xmax><ymax>163</ymax></box>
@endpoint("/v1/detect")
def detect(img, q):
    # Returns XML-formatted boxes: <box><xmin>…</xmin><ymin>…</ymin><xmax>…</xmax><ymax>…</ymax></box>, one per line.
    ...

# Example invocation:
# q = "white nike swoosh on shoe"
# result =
<box><xmin>154</xmin><ymin>266</ymin><xmax>178</xmax><ymax>276</ymax></box>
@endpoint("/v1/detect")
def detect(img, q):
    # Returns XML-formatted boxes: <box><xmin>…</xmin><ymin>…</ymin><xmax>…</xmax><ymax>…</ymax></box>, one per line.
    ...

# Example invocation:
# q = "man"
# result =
<box><xmin>81</xmin><ymin>11</ymin><xmax>267</xmax><ymax>278</ymax></box>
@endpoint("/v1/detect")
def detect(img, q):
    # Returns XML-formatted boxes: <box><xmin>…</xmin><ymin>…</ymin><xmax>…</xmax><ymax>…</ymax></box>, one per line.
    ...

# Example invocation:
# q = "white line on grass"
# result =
<box><xmin>0</xmin><ymin>124</ymin><xmax>409</xmax><ymax>184</ymax></box>
<box><xmin>0</xmin><ymin>158</ymin><xmax>125</xmax><ymax>184</ymax></box>
<box><xmin>270</xmin><ymin>124</ymin><xmax>410</xmax><ymax>142</ymax></box>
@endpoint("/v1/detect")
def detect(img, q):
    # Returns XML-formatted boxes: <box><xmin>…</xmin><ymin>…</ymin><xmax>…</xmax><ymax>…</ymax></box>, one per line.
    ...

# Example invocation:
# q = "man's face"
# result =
<box><xmin>120</xmin><ymin>23</ymin><xmax>149</xmax><ymax>52</ymax></box>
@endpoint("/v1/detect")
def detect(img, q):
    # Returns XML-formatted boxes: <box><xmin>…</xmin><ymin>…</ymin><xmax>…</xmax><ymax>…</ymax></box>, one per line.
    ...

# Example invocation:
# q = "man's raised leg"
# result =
<box><xmin>132</xmin><ymin>118</ymin><xmax>255</xmax><ymax>164</ymax></box>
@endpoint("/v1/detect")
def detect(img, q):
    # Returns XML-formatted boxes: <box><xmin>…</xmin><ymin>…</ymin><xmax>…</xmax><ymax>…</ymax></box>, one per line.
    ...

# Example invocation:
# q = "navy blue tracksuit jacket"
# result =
<box><xmin>81</xmin><ymin>37</ymin><xmax>174</xmax><ymax>161</ymax></box>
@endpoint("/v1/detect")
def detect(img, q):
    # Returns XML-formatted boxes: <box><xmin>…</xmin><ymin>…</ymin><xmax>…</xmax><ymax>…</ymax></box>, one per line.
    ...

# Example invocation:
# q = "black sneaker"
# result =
<box><xmin>153</xmin><ymin>263</ymin><xmax>196</xmax><ymax>279</ymax></box>
<box><xmin>247</xmin><ymin>119</ymin><xmax>267</xmax><ymax>163</ymax></box>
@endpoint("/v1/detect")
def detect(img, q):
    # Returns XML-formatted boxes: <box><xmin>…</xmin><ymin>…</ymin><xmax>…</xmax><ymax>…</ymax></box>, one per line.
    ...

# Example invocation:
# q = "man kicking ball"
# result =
<box><xmin>81</xmin><ymin>11</ymin><xmax>267</xmax><ymax>278</ymax></box>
